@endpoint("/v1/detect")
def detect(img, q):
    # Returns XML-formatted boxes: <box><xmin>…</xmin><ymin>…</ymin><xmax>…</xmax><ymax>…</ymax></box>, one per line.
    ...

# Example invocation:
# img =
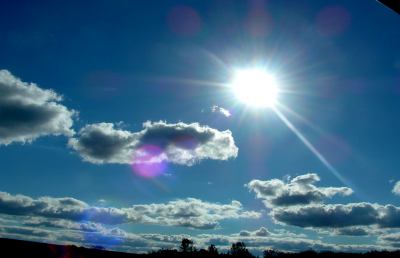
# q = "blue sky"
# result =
<box><xmin>1</xmin><ymin>0</ymin><xmax>400</xmax><ymax>253</ymax></box>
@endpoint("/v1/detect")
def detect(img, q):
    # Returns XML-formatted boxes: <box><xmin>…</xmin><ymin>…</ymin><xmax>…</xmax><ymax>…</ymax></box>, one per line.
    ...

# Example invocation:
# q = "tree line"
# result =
<box><xmin>147</xmin><ymin>238</ymin><xmax>400</xmax><ymax>258</ymax></box>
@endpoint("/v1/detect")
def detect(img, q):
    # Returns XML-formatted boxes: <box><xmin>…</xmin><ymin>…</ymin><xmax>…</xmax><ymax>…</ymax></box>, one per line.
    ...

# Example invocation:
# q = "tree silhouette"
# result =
<box><xmin>263</xmin><ymin>249</ymin><xmax>282</xmax><ymax>258</ymax></box>
<box><xmin>180</xmin><ymin>238</ymin><xmax>194</xmax><ymax>253</ymax></box>
<box><xmin>208</xmin><ymin>244</ymin><xmax>218</xmax><ymax>255</ymax></box>
<box><xmin>230</xmin><ymin>242</ymin><xmax>253</xmax><ymax>257</ymax></box>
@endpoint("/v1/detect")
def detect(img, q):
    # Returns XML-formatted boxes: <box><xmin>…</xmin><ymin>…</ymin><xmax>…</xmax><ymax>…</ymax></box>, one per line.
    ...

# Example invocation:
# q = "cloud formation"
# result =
<box><xmin>0</xmin><ymin>217</ymin><xmax>388</xmax><ymax>254</ymax></box>
<box><xmin>379</xmin><ymin>233</ymin><xmax>400</xmax><ymax>248</ymax></box>
<box><xmin>247</xmin><ymin>173</ymin><xmax>352</xmax><ymax>207</ymax></box>
<box><xmin>272</xmin><ymin>202</ymin><xmax>400</xmax><ymax>229</ymax></box>
<box><xmin>0</xmin><ymin>70</ymin><xmax>75</xmax><ymax>145</ymax></box>
<box><xmin>0</xmin><ymin>191</ymin><xmax>259</xmax><ymax>230</ymax></box>
<box><xmin>247</xmin><ymin>173</ymin><xmax>400</xmax><ymax>237</ymax></box>
<box><xmin>69</xmin><ymin>121</ymin><xmax>238</xmax><ymax>166</ymax></box>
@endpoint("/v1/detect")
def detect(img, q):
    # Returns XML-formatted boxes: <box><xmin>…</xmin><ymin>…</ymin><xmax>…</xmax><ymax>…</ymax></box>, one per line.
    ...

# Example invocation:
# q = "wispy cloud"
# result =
<box><xmin>211</xmin><ymin>105</ymin><xmax>231</xmax><ymax>117</ymax></box>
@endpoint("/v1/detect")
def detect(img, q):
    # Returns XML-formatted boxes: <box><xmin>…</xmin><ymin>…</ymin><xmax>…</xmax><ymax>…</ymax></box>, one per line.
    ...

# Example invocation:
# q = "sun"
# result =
<box><xmin>231</xmin><ymin>68</ymin><xmax>279</xmax><ymax>108</ymax></box>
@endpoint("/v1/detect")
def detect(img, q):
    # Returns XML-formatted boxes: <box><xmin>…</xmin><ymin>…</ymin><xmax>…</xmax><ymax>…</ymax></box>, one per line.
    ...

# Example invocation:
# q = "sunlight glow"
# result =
<box><xmin>231</xmin><ymin>68</ymin><xmax>279</xmax><ymax>108</ymax></box>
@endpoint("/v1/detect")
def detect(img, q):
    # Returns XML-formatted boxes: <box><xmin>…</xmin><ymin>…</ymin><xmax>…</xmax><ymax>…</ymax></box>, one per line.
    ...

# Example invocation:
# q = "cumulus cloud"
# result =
<box><xmin>392</xmin><ymin>181</ymin><xmax>400</xmax><ymax>196</ymax></box>
<box><xmin>200</xmin><ymin>229</ymin><xmax>386</xmax><ymax>254</ymax></box>
<box><xmin>0</xmin><ymin>191</ymin><xmax>259</xmax><ymax>230</ymax></box>
<box><xmin>211</xmin><ymin>105</ymin><xmax>231</xmax><ymax>117</ymax></box>
<box><xmin>0</xmin><ymin>216</ymin><xmax>389</xmax><ymax>254</ymax></box>
<box><xmin>128</xmin><ymin>198</ymin><xmax>261</xmax><ymax>229</ymax></box>
<box><xmin>247</xmin><ymin>173</ymin><xmax>400</xmax><ymax>237</ymax></box>
<box><xmin>247</xmin><ymin>173</ymin><xmax>353</xmax><ymax>207</ymax></box>
<box><xmin>239</xmin><ymin>227</ymin><xmax>271</xmax><ymax>237</ymax></box>
<box><xmin>68</xmin><ymin>123</ymin><xmax>136</xmax><ymax>164</ymax></box>
<box><xmin>68</xmin><ymin>121</ymin><xmax>238</xmax><ymax>166</ymax></box>
<box><xmin>378</xmin><ymin>233</ymin><xmax>400</xmax><ymax>248</ymax></box>
<box><xmin>0</xmin><ymin>70</ymin><xmax>75</xmax><ymax>145</ymax></box>
<box><xmin>271</xmin><ymin>202</ymin><xmax>400</xmax><ymax>229</ymax></box>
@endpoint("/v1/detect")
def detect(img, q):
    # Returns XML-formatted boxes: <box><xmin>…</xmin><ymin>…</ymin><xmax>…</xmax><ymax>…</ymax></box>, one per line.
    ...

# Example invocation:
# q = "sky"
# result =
<box><xmin>0</xmin><ymin>0</ymin><xmax>400</xmax><ymax>254</ymax></box>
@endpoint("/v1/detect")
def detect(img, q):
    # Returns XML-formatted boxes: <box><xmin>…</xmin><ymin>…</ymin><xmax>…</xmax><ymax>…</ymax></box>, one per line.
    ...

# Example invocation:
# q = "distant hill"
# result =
<box><xmin>0</xmin><ymin>238</ymin><xmax>139</xmax><ymax>258</ymax></box>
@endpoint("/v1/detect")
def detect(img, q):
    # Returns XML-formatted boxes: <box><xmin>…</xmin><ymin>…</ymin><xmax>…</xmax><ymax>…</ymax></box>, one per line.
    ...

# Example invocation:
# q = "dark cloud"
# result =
<box><xmin>333</xmin><ymin>227</ymin><xmax>370</xmax><ymax>236</ymax></box>
<box><xmin>239</xmin><ymin>227</ymin><xmax>271</xmax><ymax>237</ymax></box>
<box><xmin>0</xmin><ymin>70</ymin><xmax>75</xmax><ymax>145</ymax></box>
<box><xmin>69</xmin><ymin>121</ymin><xmax>238</xmax><ymax>166</ymax></box>
<box><xmin>272</xmin><ymin>203</ymin><xmax>400</xmax><ymax>229</ymax></box>
<box><xmin>68</xmin><ymin>123</ymin><xmax>135</xmax><ymax>164</ymax></box>
<box><xmin>0</xmin><ymin>225</ymin><xmax>52</xmax><ymax>238</ymax></box>
<box><xmin>23</xmin><ymin>218</ymin><xmax>104</xmax><ymax>233</ymax></box>
<box><xmin>247</xmin><ymin>173</ymin><xmax>352</xmax><ymax>207</ymax></box>
<box><xmin>379</xmin><ymin>233</ymin><xmax>400</xmax><ymax>248</ymax></box>
<box><xmin>0</xmin><ymin>191</ymin><xmax>259</xmax><ymax>230</ymax></box>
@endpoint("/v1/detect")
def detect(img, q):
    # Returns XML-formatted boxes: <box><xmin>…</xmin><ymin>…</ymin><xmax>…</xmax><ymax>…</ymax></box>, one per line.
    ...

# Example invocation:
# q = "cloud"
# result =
<box><xmin>0</xmin><ymin>191</ymin><xmax>259</xmax><ymax>230</ymax></box>
<box><xmin>23</xmin><ymin>218</ymin><xmax>105</xmax><ymax>233</ymax></box>
<box><xmin>68</xmin><ymin>123</ymin><xmax>136</xmax><ymax>164</ymax></box>
<box><xmin>392</xmin><ymin>181</ymin><xmax>400</xmax><ymax>196</ymax></box>
<box><xmin>127</xmin><ymin>198</ymin><xmax>261</xmax><ymax>229</ymax></box>
<box><xmin>69</xmin><ymin>121</ymin><xmax>238</xmax><ymax>166</ymax></box>
<box><xmin>0</xmin><ymin>70</ymin><xmax>75</xmax><ymax>145</ymax></box>
<box><xmin>378</xmin><ymin>233</ymin><xmax>400</xmax><ymax>248</ymax></box>
<box><xmin>200</xmin><ymin>230</ymin><xmax>386</xmax><ymax>254</ymax></box>
<box><xmin>247</xmin><ymin>173</ymin><xmax>352</xmax><ymax>207</ymax></box>
<box><xmin>332</xmin><ymin>227</ymin><xmax>373</xmax><ymax>236</ymax></box>
<box><xmin>247</xmin><ymin>173</ymin><xmax>400</xmax><ymax>236</ymax></box>
<box><xmin>0</xmin><ymin>225</ymin><xmax>52</xmax><ymax>238</ymax></box>
<box><xmin>271</xmin><ymin>202</ymin><xmax>400</xmax><ymax>229</ymax></box>
<box><xmin>211</xmin><ymin>105</ymin><xmax>231</xmax><ymax>117</ymax></box>
<box><xmin>239</xmin><ymin>227</ymin><xmax>271</xmax><ymax>237</ymax></box>
<box><xmin>0</xmin><ymin>216</ymin><xmax>389</xmax><ymax>254</ymax></box>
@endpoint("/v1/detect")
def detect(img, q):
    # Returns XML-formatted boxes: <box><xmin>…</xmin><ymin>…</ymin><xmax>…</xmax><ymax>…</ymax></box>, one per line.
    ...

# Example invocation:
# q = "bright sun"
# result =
<box><xmin>231</xmin><ymin>68</ymin><xmax>279</xmax><ymax>108</ymax></box>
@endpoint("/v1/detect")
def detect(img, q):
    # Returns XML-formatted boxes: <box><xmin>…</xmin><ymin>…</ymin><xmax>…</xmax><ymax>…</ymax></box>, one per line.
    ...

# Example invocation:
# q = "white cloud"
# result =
<box><xmin>0</xmin><ymin>70</ymin><xmax>75</xmax><ymax>145</ymax></box>
<box><xmin>211</xmin><ymin>105</ymin><xmax>231</xmax><ymax>117</ymax></box>
<box><xmin>392</xmin><ymin>181</ymin><xmax>400</xmax><ymax>196</ymax></box>
<box><xmin>0</xmin><ymin>191</ymin><xmax>259</xmax><ymax>230</ymax></box>
<box><xmin>247</xmin><ymin>173</ymin><xmax>352</xmax><ymax>207</ymax></box>
<box><xmin>69</xmin><ymin>121</ymin><xmax>238</xmax><ymax>166</ymax></box>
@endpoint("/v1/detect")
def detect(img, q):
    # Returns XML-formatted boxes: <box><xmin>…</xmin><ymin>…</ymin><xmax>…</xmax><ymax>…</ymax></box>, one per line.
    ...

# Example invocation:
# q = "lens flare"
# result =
<box><xmin>131</xmin><ymin>145</ymin><xmax>168</xmax><ymax>178</ymax></box>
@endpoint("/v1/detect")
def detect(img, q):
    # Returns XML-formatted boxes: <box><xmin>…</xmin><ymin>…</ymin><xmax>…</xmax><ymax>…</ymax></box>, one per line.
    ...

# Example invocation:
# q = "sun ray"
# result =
<box><xmin>276</xmin><ymin>102</ymin><xmax>327</xmax><ymax>136</ymax></box>
<box><xmin>272</xmin><ymin>106</ymin><xmax>352</xmax><ymax>188</ymax></box>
